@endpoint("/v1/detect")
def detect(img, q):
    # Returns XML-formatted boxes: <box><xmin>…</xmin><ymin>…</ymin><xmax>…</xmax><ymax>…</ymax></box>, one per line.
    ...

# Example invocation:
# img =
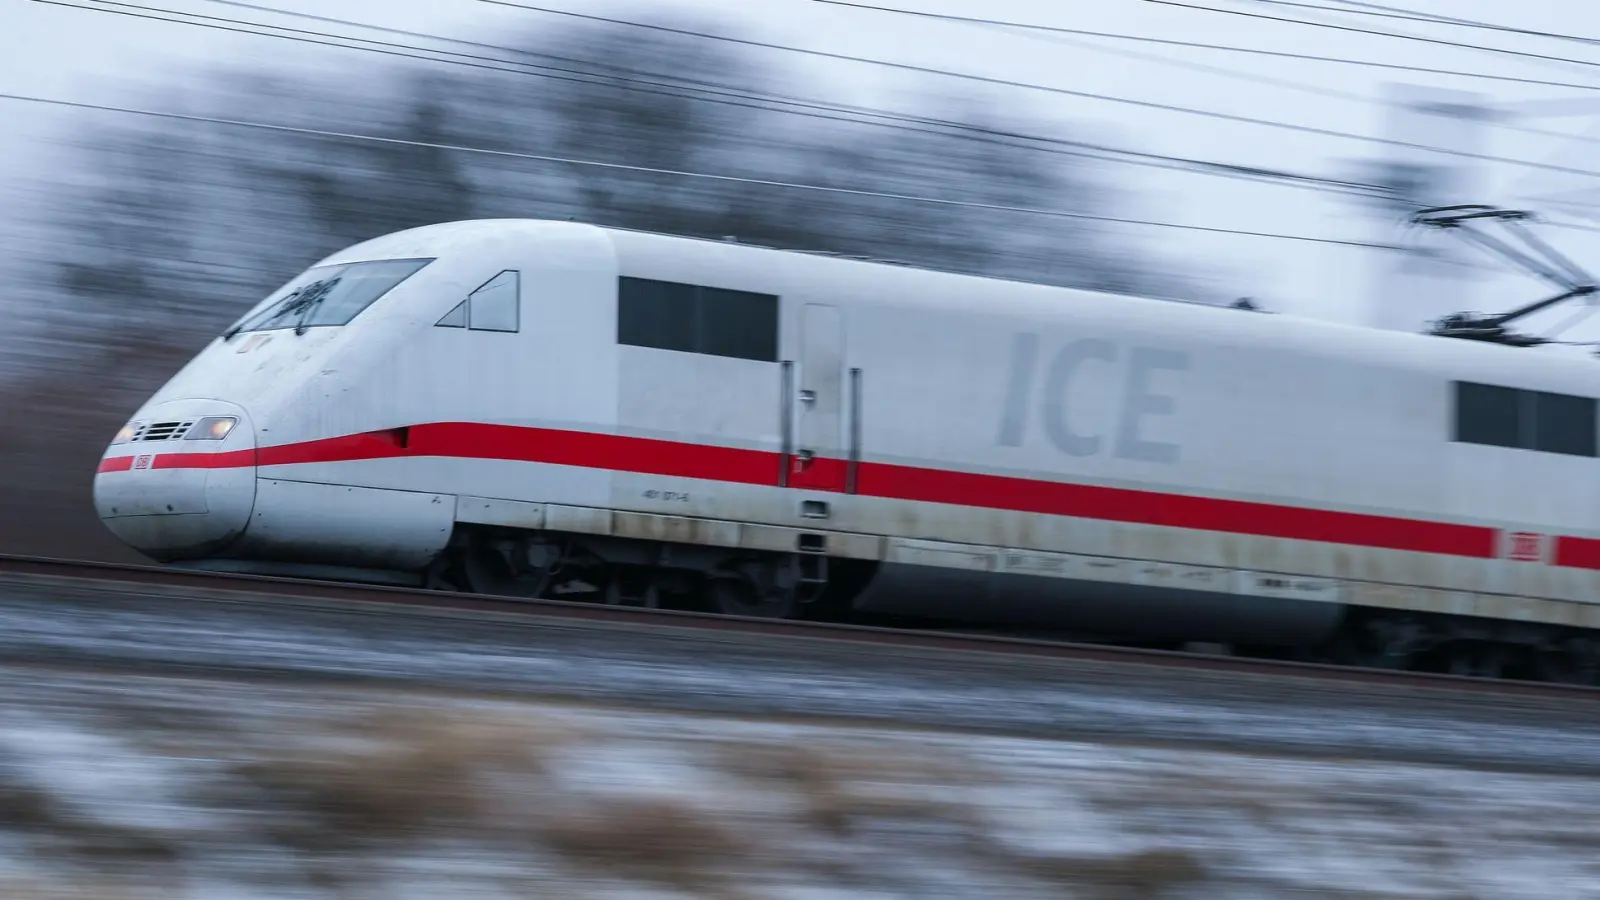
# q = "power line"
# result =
<box><xmin>0</xmin><ymin>90</ymin><xmax>1403</xmax><ymax>249</ymax></box>
<box><xmin>177</xmin><ymin>0</ymin><xmax>1600</xmax><ymax>167</ymax></box>
<box><xmin>977</xmin><ymin>21</ymin><xmax>1371</xmax><ymax>108</ymax></box>
<box><xmin>1263</xmin><ymin>0</ymin><xmax>1600</xmax><ymax>110</ymax></box>
<box><xmin>207</xmin><ymin>0</ymin><xmax>1389</xmax><ymax>193</ymax></box>
<box><xmin>1141</xmin><ymin>0</ymin><xmax>1600</xmax><ymax>71</ymax></box>
<box><xmin>820</xmin><ymin>0</ymin><xmax>1373</xmax><ymax>106</ymax></box>
<box><xmin>39</xmin><ymin>0</ymin><xmax>1379</xmax><ymax>197</ymax></box>
<box><xmin>808</xmin><ymin>0</ymin><xmax>1600</xmax><ymax>95</ymax></box>
<box><xmin>470</xmin><ymin>0</ymin><xmax>1600</xmax><ymax>180</ymax></box>
<box><xmin>1546</xmin><ymin>218</ymin><xmax>1600</xmax><ymax>236</ymax></box>
<box><xmin>59</xmin><ymin>2</ymin><xmax>1165</xmax><ymax>167</ymax></box>
<box><xmin>1252</xmin><ymin>0</ymin><xmax>1600</xmax><ymax>47</ymax></box>
<box><xmin>812</xmin><ymin>0</ymin><xmax>1600</xmax><ymax>155</ymax></box>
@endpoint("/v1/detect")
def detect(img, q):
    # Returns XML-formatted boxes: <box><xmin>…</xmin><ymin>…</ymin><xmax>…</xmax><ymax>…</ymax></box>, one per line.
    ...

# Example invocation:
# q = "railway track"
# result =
<box><xmin>3</xmin><ymin>552</ymin><xmax>1599</xmax><ymax>704</ymax></box>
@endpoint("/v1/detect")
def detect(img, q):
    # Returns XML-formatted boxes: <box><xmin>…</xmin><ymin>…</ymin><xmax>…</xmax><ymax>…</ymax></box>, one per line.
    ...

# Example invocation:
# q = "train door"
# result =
<box><xmin>789</xmin><ymin>303</ymin><xmax>847</xmax><ymax>492</ymax></box>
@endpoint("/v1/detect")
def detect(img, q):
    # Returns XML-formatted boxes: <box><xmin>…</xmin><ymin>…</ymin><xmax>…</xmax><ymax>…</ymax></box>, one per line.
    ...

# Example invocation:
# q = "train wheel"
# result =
<box><xmin>706</xmin><ymin>575</ymin><xmax>796</xmax><ymax>619</ymax></box>
<box><xmin>1540</xmin><ymin>639</ymin><xmax>1600</xmax><ymax>685</ymax></box>
<box><xmin>602</xmin><ymin>566</ymin><xmax>662</xmax><ymax>609</ymax></box>
<box><xmin>453</xmin><ymin>535</ymin><xmax>551</xmax><ymax>600</ymax></box>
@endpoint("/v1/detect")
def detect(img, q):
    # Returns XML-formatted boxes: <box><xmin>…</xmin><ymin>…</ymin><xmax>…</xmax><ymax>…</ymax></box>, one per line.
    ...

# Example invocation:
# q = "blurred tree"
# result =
<box><xmin>287</xmin><ymin>72</ymin><xmax>477</xmax><ymax>246</ymax></box>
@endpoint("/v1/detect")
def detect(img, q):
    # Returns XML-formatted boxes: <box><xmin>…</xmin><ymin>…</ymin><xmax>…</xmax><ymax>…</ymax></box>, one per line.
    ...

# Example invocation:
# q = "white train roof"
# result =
<box><xmin>320</xmin><ymin>218</ymin><xmax>1600</xmax><ymax>394</ymax></box>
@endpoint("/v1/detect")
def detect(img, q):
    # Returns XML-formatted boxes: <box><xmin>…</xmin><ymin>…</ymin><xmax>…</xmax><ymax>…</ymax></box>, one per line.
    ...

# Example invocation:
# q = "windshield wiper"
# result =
<box><xmin>290</xmin><ymin>277</ymin><xmax>340</xmax><ymax>336</ymax></box>
<box><xmin>223</xmin><ymin>281</ymin><xmax>310</xmax><ymax>342</ymax></box>
<box><xmin>219</xmin><ymin>274</ymin><xmax>341</xmax><ymax>342</ymax></box>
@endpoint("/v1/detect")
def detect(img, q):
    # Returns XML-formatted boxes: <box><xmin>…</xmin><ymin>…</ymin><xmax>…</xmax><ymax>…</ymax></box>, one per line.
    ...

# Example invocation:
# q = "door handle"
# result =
<box><xmin>798</xmin><ymin>389</ymin><xmax>816</xmax><ymax>405</ymax></box>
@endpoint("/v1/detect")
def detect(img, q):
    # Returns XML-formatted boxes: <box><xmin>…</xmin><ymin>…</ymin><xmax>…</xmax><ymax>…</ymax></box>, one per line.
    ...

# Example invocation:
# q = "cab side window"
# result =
<box><xmin>436</xmin><ymin>270</ymin><xmax>520</xmax><ymax>333</ymax></box>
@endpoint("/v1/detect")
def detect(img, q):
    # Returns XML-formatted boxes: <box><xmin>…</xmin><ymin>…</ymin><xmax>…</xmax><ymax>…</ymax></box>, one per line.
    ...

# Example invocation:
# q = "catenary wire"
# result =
<box><xmin>44</xmin><ymin>2</ymin><xmax>1597</xmax><ymax>247</ymax></box>
<box><xmin>105</xmin><ymin>0</ymin><xmax>1600</xmax><ymax>191</ymax></box>
<box><xmin>62</xmin><ymin>0</ymin><xmax>1600</xmax><ymax>241</ymax></box>
<box><xmin>1141</xmin><ymin>0</ymin><xmax>1600</xmax><ymax>71</ymax></box>
<box><xmin>1250</xmin><ymin>0</ymin><xmax>1600</xmax><ymax>47</ymax></box>
<box><xmin>43</xmin><ymin>0</ymin><xmax>1381</xmax><ymax>196</ymax></box>
<box><xmin>179</xmin><ymin>3</ymin><xmax>1600</xmax><ymax>238</ymax></box>
<box><xmin>192</xmin><ymin>0</ymin><xmax>1378</xmax><ymax>170</ymax></box>
<box><xmin>198</xmin><ymin>0</ymin><xmax>1390</xmax><ymax>193</ymax></box>
<box><xmin>193</xmin><ymin>0</ymin><xmax>1600</xmax><ymax>174</ymax></box>
<box><xmin>807</xmin><ymin>0</ymin><xmax>1600</xmax><ymax>95</ymax></box>
<box><xmin>1272</xmin><ymin>0</ymin><xmax>1600</xmax><ymax>87</ymax></box>
<box><xmin>811</xmin><ymin>0</ymin><xmax>1600</xmax><ymax>153</ymax></box>
<box><xmin>55</xmin><ymin>2</ymin><xmax>1183</xmax><ymax>169</ymax></box>
<box><xmin>0</xmin><ymin>90</ymin><xmax>1406</xmax><ymax>249</ymax></box>
<box><xmin>463</xmin><ymin>0</ymin><xmax>1600</xmax><ymax>180</ymax></box>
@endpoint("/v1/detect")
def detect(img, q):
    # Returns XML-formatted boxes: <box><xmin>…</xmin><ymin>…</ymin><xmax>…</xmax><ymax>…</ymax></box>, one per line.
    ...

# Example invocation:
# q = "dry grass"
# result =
<box><xmin>716</xmin><ymin>739</ymin><xmax>990</xmax><ymax>839</ymax></box>
<box><xmin>534</xmin><ymin>796</ymin><xmax>751</xmax><ymax>895</ymax></box>
<box><xmin>0</xmin><ymin>775</ymin><xmax>180</xmax><ymax>863</ymax></box>
<box><xmin>228</xmin><ymin>705</ymin><xmax>576</xmax><ymax>849</ymax></box>
<box><xmin>0</xmin><ymin>701</ymin><xmax>1237</xmax><ymax>895</ymax></box>
<box><xmin>1016</xmin><ymin>847</ymin><xmax>1208</xmax><ymax>898</ymax></box>
<box><xmin>1085</xmin><ymin>770</ymin><xmax>1300</xmax><ymax>827</ymax></box>
<box><xmin>0</xmin><ymin>876</ymin><xmax>170</xmax><ymax>900</ymax></box>
<box><xmin>224</xmin><ymin>705</ymin><xmax>766</xmax><ymax>893</ymax></box>
<box><xmin>0</xmin><ymin>779</ymin><xmax>64</xmax><ymax>832</ymax></box>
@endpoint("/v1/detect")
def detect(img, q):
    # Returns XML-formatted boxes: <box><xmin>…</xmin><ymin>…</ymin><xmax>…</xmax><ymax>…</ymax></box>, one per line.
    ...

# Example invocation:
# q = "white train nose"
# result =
<box><xmin>93</xmin><ymin>400</ymin><xmax>258</xmax><ymax>561</ymax></box>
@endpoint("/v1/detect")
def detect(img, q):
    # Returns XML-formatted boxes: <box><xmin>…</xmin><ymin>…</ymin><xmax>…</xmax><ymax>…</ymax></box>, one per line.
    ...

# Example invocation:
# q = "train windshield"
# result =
<box><xmin>226</xmin><ymin>258</ymin><xmax>434</xmax><ymax>337</ymax></box>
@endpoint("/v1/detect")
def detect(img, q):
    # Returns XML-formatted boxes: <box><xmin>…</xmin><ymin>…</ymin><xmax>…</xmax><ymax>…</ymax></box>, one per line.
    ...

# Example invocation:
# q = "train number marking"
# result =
<box><xmin>996</xmin><ymin>331</ymin><xmax>1190</xmax><ymax>464</ymax></box>
<box><xmin>132</xmin><ymin>455</ymin><xmax>154</xmax><ymax>471</ymax></box>
<box><xmin>643</xmin><ymin>489</ymin><xmax>690</xmax><ymax>503</ymax></box>
<box><xmin>1504</xmin><ymin>531</ymin><xmax>1546</xmax><ymax>562</ymax></box>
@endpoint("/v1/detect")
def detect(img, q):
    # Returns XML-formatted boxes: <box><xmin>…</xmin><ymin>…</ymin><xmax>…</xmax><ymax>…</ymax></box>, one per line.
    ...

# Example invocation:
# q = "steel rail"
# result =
<box><xmin>2</xmin><ymin>552</ymin><xmax>1597</xmax><ymax>701</ymax></box>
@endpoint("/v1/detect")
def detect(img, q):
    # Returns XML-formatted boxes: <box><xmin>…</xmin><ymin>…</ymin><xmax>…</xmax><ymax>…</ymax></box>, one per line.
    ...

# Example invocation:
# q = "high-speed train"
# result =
<box><xmin>93</xmin><ymin>218</ymin><xmax>1600</xmax><ymax>681</ymax></box>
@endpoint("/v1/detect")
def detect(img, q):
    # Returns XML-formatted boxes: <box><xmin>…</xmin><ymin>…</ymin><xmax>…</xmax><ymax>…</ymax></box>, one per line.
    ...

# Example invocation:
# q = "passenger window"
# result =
<box><xmin>1452</xmin><ymin>380</ymin><xmax>1597</xmax><ymax>457</ymax></box>
<box><xmin>1454</xmin><ymin>381</ymin><xmax>1521</xmax><ymax>448</ymax></box>
<box><xmin>467</xmin><ymin>270</ymin><xmax>519</xmax><ymax>332</ymax></box>
<box><xmin>1534</xmin><ymin>390</ymin><xmax>1597</xmax><ymax>457</ymax></box>
<box><xmin>617</xmin><ymin>276</ymin><xmax>779</xmax><ymax>362</ymax></box>
<box><xmin>618</xmin><ymin>277</ymin><xmax>696</xmax><ymax>352</ymax></box>
<box><xmin>700</xmin><ymin>286</ymin><xmax>779</xmax><ymax>362</ymax></box>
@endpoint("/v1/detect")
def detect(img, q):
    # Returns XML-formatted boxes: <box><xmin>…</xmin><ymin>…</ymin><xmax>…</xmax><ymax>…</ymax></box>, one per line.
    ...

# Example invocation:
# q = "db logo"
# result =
<box><xmin>131</xmin><ymin>455</ymin><xmax>154</xmax><ymax>471</ymax></box>
<box><xmin>1504</xmin><ymin>531</ymin><xmax>1545</xmax><ymax>562</ymax></box>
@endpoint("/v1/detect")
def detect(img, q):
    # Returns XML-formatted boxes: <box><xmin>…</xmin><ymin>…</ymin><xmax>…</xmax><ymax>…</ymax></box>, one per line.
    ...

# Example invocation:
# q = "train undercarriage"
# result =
<box><xmin>423</xmin><ymin>524</ymin><xmax>1600</xmax><ymax>687</ymax></box>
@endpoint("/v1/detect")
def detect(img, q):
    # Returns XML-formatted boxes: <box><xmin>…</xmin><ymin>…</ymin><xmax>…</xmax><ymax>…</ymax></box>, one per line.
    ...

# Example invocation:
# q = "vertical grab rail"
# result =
<box><xmin>779</xmin><ymin>360</ymin><xmax>794</xmax><ymax>487</ymax></box>
<box><xmin>846</xmin><ymin>367</ymin><xmax>862</xmax><ymax>494</ymax></box>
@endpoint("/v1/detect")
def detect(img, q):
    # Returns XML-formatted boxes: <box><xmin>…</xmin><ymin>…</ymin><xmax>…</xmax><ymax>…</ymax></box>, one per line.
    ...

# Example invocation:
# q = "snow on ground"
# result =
<box><xmin>0</xmin><ymin>669</ymin><xmax>1596</xmax><ymax>899</ymax></box>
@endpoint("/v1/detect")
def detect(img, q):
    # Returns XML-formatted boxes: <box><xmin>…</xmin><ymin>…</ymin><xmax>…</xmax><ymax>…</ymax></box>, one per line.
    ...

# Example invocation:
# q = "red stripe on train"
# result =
<box><xmin>97</xmin><ymin>450</ymin><xmax>254</xmax><ymax>472</ymax></box>
<box><xmin>1554</xmin><ymin>536</ymin><xmax>1600</xmax><ymax>570</ymax></box>
<box><xmin>97</xmin><ymin>421</ymin><xmax>1512</xmax><ymax>562</ymax></box>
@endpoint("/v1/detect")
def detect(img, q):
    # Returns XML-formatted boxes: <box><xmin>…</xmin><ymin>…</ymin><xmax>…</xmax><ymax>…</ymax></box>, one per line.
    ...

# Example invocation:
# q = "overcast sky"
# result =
<box><xmin>6</xmin><ymin>0</ymin><xmax>1600</xmax><ymax>338</ymax></box>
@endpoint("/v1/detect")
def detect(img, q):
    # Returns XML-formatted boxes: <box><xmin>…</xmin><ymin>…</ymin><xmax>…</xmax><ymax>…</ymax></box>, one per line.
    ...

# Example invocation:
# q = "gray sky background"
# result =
<box><xmin>6</xmin><ymin>0</ymin><xmax>1600</xmax><ymax>338</ymax></box>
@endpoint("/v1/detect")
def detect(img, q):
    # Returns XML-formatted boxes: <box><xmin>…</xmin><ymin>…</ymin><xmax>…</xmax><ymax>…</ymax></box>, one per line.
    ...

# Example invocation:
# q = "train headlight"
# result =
<box><xmin>185</xmin><ymin>416</ymin><xmax>238</xmax><ymax>441</ymax></box>
<box><xmin>111</xmin><ymin>423</ymin><xmax>138</xmax><ymax>445</ymax></box>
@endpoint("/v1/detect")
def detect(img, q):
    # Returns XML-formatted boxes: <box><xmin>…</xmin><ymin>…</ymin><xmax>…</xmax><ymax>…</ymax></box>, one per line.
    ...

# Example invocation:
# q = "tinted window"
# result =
<box><xmin>232</xmin><ymin>258</ymin><xmax>433</xmax><ymax>334</ymax></box>
<box><xmin>618</xmin><ymin>278</ymin><xmax>697</xmax><ymax>353</ymax></box>
<box><xmin>1534</xmin><ymin>390</ymin><xmax>1597</xmax><ymax>457</ymax></box>
<box><xmin>699</xmin><ymin>286</ymin><xmax>780</xmax><ymax>362</ymax></box>
<box><xmin>1454</xmin><ymin>381</ymin><xmax>1521</xmax><ymax>448</ymax></box>
<box><xmin>1453</xmin><ymin>380</ymin><xmax>1596</xmax><ymax>457</ymax></box>
<box><xmin>618</xmin><ymin>276</ymin><xmax>777</xmax><ymax>362</ymax></box>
